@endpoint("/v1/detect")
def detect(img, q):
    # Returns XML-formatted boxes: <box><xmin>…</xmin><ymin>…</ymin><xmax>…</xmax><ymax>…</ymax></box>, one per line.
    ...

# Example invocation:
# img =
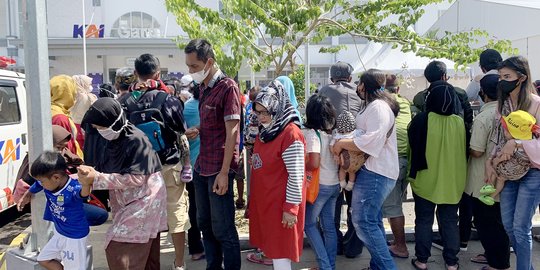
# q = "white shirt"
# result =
<box><xmin>465</xmin><ymin>69</ymin><xmax>499</xmax><ymax>102</ymax></box>
<box><xmin>303</xmin><ymin>129</ymin><xmax>339</xmax><ymax>186</ymax></box>
<box><xmin>353</xmin><ymin>99</ymin><xmax>399</xmax><ymax>180</ymax></box>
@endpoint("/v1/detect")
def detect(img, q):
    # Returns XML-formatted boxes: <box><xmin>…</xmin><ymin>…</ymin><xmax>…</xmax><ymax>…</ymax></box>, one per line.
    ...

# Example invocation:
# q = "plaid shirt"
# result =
<box><xmin>195</xmin><ymin>70</ymin><xmax>241</xmax><ymax>176</ymax></box>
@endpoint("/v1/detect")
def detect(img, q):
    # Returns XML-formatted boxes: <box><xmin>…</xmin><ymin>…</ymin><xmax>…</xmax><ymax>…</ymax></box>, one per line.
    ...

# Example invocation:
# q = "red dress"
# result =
<box><xmin>249</xmin><ymin>123</ymin><xmax>306</xmax><ymax>262</ymax></box>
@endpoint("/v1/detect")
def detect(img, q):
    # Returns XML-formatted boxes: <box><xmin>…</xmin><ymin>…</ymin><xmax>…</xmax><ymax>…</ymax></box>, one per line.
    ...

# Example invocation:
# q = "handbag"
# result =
<box><xmin>306</xmin><ymin>130</ymin><xmax>322</xmax><ymax>204</ymax></box>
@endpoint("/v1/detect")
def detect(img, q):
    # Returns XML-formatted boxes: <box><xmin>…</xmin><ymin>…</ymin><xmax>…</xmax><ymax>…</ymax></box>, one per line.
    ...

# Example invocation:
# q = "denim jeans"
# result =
<box><xmin>413</xmin><ymin>193</ymin><xmax>460</xmax><ymax>266</ymax></box>
<box><xmin>500</xmin><ymin>168</ymin><xmax>540</xmax><ymax>270</ymax></box>
<box><xmin>194</xmin><ymin>171</ymin><xmax>241</xmax><ymax>270</ymax></box>
<box><xmin>83</xmin><ymin>203</ymin><xmax>108</xmax><ymax>226</ymax></box>
<box><xmin>305</xmin><ymin>183</ymin><xmax>340</xmax><ymax>270</ymax></box>
<box><xmin>351</xmin><ymin>167</ymin><xmax>397</xmax><ymax>270</ymax></box>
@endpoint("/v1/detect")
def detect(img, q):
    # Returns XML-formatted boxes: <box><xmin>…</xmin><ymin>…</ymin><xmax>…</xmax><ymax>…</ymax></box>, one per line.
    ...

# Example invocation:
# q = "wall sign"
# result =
<box><xmin>73</xmin><ymin>24</ymin><xmax>105</xmax><ymax>38</ymax></box>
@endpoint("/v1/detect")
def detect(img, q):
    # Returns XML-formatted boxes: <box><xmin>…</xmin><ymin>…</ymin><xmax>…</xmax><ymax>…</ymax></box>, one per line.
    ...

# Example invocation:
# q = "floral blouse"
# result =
<box><xmin>93</xmin><ymin>172</ymin><xmax>167</xmax><ymax>248</ymax></box>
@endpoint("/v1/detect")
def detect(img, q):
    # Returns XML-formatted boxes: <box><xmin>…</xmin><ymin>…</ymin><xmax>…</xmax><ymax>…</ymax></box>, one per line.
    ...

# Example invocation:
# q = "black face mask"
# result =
<box><xmin>498</xmin><ymin>79</ymin><xmax>520</xmax><ymax>94</ymax></box>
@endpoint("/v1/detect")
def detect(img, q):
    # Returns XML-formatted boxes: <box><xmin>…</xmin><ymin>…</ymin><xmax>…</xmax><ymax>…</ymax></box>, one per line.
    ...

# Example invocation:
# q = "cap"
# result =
<box><xmin>480</xmin><ymin>74</ymin><xmax>499</xmax><ymax>100</ymax></box>
<box><xmin>180</xmin><ymin>75</ymin><xmax>194</xmax><ymax>86</ymax></box>
<box><xmin>330</xmin><ymin>61</ymin><xmax>353</xmax><ymax>79</ymax></box>
<box><xmin>502</xmin><ymin>110</ymin><xmax>537</xmax><ymax>140</ymax></box>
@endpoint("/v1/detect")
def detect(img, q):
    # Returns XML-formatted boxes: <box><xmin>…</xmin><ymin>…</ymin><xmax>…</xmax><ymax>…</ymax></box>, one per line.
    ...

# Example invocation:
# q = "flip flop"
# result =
<box><xmin>411</xmin><ymin>258</ymin><xmax>428</xmax><ymax>270</ymax></box>
<box><xmin>181</xmin><ymin>166</ymin><xmax>193</xmax><ymax>183</ymax></box>
<box><xmin>389</xmin><ymin>249</ymin><xmax>409</xmax><ymax>259</ymax></box>
<box><xmin>470</xmin><ymin>254</ymin><xmax>488</xmax><ymax>264</ymax></box>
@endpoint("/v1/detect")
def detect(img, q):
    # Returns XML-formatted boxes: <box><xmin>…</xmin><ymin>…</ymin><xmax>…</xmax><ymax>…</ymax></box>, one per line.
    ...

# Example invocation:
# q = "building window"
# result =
<box><xmin>110</xmin><ymin>12</ymin><xmax>161</xmax><ymax>38</ymax></box>
<box><xmin>92</xmin><ymin>0</ymin><xmax>101</xmax><ymax>7</ymax></box>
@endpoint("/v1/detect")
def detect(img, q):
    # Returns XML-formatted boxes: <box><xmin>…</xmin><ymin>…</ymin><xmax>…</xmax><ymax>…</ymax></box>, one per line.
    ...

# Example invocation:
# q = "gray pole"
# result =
<box><xmin>23</xmin><ymin>0</ymin><xmax>54</xmax><ymax>251</ymax></box>
<box><xmin>304</xmin><ymin>39</ymin><xmax>310</xmax><ymax>103</ymax></box>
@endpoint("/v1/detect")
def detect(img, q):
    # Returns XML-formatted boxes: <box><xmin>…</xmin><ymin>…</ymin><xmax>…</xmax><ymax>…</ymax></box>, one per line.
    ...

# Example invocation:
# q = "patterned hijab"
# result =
<box><xmin>255</xmin><ymin>80</ymin><xmax>301</xmax><ymax>143</ymax></box>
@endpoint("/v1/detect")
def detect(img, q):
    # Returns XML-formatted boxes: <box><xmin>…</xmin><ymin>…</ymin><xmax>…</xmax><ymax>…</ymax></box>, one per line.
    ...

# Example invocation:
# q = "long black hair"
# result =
<box><xmin>497</xmin><ymin>56</ymin><xmax>534</xmax><ymax>114</ymax></box>
<box><xmin>359</xmin><ymin>69</ymin><xmax>399</xmax><ymax>117</ymax></box>
<box><xmin>304</xmin><ymin>94</ymin><xmax>336</xmax><ymax>133</ymax></box>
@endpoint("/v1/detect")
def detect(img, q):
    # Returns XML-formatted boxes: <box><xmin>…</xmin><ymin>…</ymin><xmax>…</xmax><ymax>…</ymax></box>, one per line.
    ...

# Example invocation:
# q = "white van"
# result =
<box><xmin>0</xmin><ymin>69</ymin><xmax>28</xmax><ymax>212</ymax></box>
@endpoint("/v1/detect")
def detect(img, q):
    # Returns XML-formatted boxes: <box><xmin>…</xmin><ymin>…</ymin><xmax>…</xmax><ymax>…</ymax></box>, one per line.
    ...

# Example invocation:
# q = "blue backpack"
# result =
<box><xmin>124</xmin><ymin>91</ymin><xmax>169</xmax><ymax>152</ymax></box>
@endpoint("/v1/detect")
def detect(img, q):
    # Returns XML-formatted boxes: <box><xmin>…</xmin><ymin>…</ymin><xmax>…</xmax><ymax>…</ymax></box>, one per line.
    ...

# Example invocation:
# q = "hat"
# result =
<box><xmin>180</xmin><ymin>75</ymin><xmax>194</xmax><ymax>87</ymax></box>
<box><xmin>330</xmin><ymin>61</ymin><xmax>353</xmax><ymax>79</ymax></box>
<box><xmin>480</xmin><ymin>74</ymin><xmax>499</xmax><ymax>100</ymax></box>
<box><xmin>502</xmin><ymin>110</ymin><xmax>537</xmax><ymax>140</ymax></box>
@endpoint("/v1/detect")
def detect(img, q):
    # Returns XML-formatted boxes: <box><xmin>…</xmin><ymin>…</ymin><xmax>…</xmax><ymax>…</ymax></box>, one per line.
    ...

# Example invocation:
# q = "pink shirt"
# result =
<box><xmin>521</xmin><ymin>94</ymin><xmax>540</xmax><ymax>169</ymax></box>
<box><xmin>353</xmin><ymin>100</ymin><xmax>399</xmax><ymax>180</ymax></box>
<box><xmin>93</xmin><ymin>172</ymin><xmax>167</xmax><ymax>248</ymax></box>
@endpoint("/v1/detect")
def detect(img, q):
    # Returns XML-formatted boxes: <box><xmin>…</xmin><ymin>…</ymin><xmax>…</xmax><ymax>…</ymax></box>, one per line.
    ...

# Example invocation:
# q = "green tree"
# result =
<box><xmin>165</xmin><ymin>0</ymin><xmax>516</xmax><ymax>77</ymax></box>
<box><xmin>289</xmin><ymin>64</ymin><xmax>316</xmax><ymax>105</ymax></box>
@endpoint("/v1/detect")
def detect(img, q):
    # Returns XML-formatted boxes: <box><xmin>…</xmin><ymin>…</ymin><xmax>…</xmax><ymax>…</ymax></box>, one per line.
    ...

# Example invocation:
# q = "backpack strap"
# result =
<box><xmin>149</xmin><ymin>91</ymin><xmax>169</xmax><ymax>110</ymax></box>
<box><xmin>124</xmin><ymin>94</ymin><xmax>139</xmax><ymax>113</ymax></box>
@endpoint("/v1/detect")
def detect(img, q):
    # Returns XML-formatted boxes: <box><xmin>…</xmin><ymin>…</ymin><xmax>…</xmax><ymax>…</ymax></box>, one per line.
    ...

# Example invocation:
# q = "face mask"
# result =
<box><xmin>261</xmin><ymin>122</ymin><xmax>271</xmax><ymax>128</ymax></box>
<box><xmin>98</xmin><ymin>110</ymin><xmax>127</xmax><ymax>141</ymax></box>
<box><xmin>497</xmin><ymin>79</ymin><xmax>520</xmax><ymax>94</ymax></box>
<box><xmin>190</xmin><ymin>61</ymin><xmax>210</xmax><ymax>83</ymax></box>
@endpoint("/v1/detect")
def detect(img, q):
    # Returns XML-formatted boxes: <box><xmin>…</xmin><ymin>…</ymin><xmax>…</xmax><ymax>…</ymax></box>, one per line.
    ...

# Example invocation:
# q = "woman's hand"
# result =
<box><xmin>185</xmin><ymin>127</ymin><xmax>200</xmax><ymax>140</ymax></box>
<box><xmin>282</xmin><ymin>211</ymin><xmax>297</xmax><ymax>229</ymax></box>
<box><xmin>17</xmin><ymin>190</ymin><xmax>32</xmax><ymax>212</ymax></box>
<box><xmin>332</xmin><ymin>140</ymin><xmax>343</xmax><ymax>157</ymax></box>
<box><xmin>77</xmin><ymin>165</ymin><xmax>96</xmax><ymax>186</ymax></box>
<box><xmin>499</xmin><ymin>139</ymin><xmax>516</xmax><ymax>161</ymax></box>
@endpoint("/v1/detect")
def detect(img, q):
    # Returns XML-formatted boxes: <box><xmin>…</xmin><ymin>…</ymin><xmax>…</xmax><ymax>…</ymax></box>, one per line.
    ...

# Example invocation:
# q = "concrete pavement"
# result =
<box><xmin>87</xmin><ymin>220</ymin><xmax>540</xmax><ymax>270</ymax></box>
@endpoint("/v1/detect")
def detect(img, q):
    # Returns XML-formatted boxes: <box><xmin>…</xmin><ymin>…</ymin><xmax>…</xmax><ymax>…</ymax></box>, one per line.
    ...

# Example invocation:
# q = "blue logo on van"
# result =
<box><xmin>0</xmin><ymin>138</ymin><xmax>21</xmax><ymax>164</ymax></box>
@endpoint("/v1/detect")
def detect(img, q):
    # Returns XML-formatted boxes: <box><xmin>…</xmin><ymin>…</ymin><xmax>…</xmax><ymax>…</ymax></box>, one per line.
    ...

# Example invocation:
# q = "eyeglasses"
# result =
<box><xmin>253</xmin><ymin>109</ymin><xmax>270</xmax><ymax>117</ymax></box>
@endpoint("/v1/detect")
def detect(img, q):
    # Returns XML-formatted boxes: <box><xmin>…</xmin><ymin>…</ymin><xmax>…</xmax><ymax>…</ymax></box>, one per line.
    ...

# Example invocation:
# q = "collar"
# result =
<box><xmin>486</xmin><ymin>69</ymin><xmax>498</xmax><ymax>75</ymax></box>
<box><xmin>203</xmin><ymin>69</ymin><xmax>224</xmax><ymax>89</ymax></box>
<box><xmin>53</xmin><ymin>177</ymin><xmax>72</xmax><ymax>196</ymax></box>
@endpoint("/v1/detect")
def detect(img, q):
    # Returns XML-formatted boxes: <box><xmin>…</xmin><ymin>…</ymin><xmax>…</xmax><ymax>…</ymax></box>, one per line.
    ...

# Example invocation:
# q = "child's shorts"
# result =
<box><xmin>37</xmin><ymin>232</ymin><xmax>88</xmax><ymax>270</ymax></box>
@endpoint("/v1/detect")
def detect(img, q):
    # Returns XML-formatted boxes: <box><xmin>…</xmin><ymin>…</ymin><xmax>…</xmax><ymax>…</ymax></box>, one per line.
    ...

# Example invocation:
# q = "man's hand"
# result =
<box><xmin>282</xmin><ymin>211</ymin><xmax>297</xmax><ymax>229</ymax></box>
<box><xmin>212</xmin><ymin>171</ymin><xmax>229</xmax><ymax>195</ymax></box>
<box><xmin>185</xmin><ymin>127</ymin><xmax>200</xmax><ymax>140</ymax></box>
<box><xmin>17</xmin><ymin>190</ymin><xmax>32</xmax><ymax>212</ymax></box>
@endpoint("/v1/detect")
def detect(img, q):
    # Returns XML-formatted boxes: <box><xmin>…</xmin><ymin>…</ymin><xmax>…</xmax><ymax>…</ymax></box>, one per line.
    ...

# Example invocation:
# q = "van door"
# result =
<box><xmin>0</xmin><ymin>77</ymin><xmax>28</xmax><ymax>212</ymax></box>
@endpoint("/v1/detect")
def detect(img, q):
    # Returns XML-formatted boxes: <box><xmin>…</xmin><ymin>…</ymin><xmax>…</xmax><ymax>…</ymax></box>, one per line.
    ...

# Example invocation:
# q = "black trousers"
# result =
<box><xmin>413</xmin><ymin>193</ymin><xmax>460</xmax><ymax>266</ymax></box>
<box><xmin>472</xmin><ymin>197</ymin><xmax>510</xmax><ymax>269</ymax></box>
<box><xmin>334</xmin><ymin>189</ymin><xmax>364</xmax><ymax>258</ymax></box>
<box><xmin>186</xmin><ymin>181</ymin><xmax>205</xmax><ymax>255</ymax></box>
<box><xmin>459</xmin><ymin>192</ymin><xmax>475</xmax><ymax>244</ymax></box>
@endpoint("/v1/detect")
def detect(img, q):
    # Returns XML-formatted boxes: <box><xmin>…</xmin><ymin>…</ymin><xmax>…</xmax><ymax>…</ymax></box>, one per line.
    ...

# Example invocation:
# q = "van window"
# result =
<box><xmin>0</xmin><ymin>85</ymin><xmax>21</xmax><ymax>125</ymax></box>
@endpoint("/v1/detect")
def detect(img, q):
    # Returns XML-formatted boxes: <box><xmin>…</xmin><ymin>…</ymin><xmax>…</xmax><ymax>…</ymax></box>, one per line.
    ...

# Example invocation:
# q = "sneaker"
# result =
<box><xmin>432</xmin><ymin>239</ymin><xmax>444</xmax><ymax>250</ymax></box>
<box><xmin>460</xmin><ymin>242</ymin><xmax>468</xmax><ymax>251</ymax></box>
<box><xmin>345</xmin><ymin>181</ymin><xmax>354</xmax><ymax>191</ymax></box>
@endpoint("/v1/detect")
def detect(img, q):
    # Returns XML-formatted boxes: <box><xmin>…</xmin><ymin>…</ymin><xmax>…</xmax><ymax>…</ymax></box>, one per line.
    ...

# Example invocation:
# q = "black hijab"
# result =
<box><xmin>408</xmin><ymin>81</ymin><xmax>460</xmax><ymax>178</ymax></box>
<box><xmin>81</xmin><ymin>97</ymin><xmax>161</xmax><ymax>175</ymax></box>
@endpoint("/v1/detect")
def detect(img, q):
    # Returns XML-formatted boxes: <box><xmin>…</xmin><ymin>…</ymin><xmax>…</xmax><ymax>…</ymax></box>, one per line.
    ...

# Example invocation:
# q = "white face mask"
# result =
<box><xmin>98</xmin><ymin>110</ymin><xmax>127</xmax><ymax>141</ymax></box>
<box><xmin>190</xmin><ymin>61</ymin><xmax>210</xmax><ymax>83</ymax></box>
<box><xmin>261</xmin><ymin>122</ymin><xmax>271</xmax><ymax>128</ymax></box>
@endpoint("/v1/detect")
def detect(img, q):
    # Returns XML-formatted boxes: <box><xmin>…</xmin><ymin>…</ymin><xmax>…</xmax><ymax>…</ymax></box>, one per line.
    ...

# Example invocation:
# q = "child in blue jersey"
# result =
<box><xmin>18</xmin><ymin>151</ymin><xmax>91</xmax><ymax>270</ymax></box>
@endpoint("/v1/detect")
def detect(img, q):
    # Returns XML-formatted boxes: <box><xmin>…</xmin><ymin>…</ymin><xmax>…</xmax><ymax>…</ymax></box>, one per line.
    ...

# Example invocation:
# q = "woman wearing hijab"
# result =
<box><xmin>248</xmin><ymin>80</ymin><xmax>306</xmax><ymax>270</ymax></box>
<box><xmin>408</xmin><ymin>81</ymin><xmax>467</xmax><ymax>270</ymax></box>
<box><xmin>276</xmin><ymin>76</ymin><xmax>303</xmax><ymax>124</ymax></box>
<box><xmin>50</xmin><ymin>75</ymin><xmax>84</xmax><ymax>158</ymax></box>
<box><xmin>332</xmin><ymin>69</ymin><xmax>399</xmax><ymax>270</ymax></box>
<box><xmin>78</xmin><ymin>98</ymin><xmax>167</xmax><ymax>270</ymax></box>
<box><xmin>71</xmin><ymin>75</ymin><xmax>97</xmax><ymax>148</ymax></box>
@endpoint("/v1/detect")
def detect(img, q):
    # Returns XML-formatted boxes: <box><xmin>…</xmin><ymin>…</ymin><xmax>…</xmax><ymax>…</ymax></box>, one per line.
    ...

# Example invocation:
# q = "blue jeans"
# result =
<box><xmin>305</xmin><ymin>184</ymin><xmax>340</xmax><ymax>270</ymax></box>
<box><xmin>351</xmin><ymin>167</ymin><xmax>397</xmax><ymax>270</ymax></box>
<box><xmin>194</xmin><ymin>171</ymin><xmax>241</xmax><ymax>270</ymax></box>
<box><xmin>500</xmin><ymin>168</ymin><xmax>540</xmax><ymax>270</ymax></box>
<box><xmin>83</xmin><ymin>203</ymin><xmax>108</xmax><ymax>226</ymax></box>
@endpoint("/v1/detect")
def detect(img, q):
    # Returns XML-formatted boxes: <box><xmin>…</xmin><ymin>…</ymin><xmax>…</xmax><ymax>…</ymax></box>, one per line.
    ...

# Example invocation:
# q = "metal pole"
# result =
<box><xmin>82</xmin><ymin>0</ymin><xmax>87</xmax><ymax>75</ymax></box>
<box><xmin>23</xmin><ymin>0</ymin><xmax>54</xmax><ymax>251</ymax></box>
<box><xmin>304</xmin><ymin>39</ymin><xmax>310</xmax><ymax>102</ymax></box>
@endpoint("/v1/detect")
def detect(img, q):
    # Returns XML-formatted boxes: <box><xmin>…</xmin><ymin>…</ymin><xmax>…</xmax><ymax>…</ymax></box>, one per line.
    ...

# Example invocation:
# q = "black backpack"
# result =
<box><xmin>125</xmin><ymin>91</ymin><xmax>180</xmax><ymax>164</ymax></box>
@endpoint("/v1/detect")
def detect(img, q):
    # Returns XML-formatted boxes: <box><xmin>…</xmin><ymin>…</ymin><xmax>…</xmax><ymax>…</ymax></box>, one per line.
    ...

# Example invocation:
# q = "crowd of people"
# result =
<box><xmin>11</xmin><ymin>38</ymin><xmax>540</xmax><ymax>270</ymax></box>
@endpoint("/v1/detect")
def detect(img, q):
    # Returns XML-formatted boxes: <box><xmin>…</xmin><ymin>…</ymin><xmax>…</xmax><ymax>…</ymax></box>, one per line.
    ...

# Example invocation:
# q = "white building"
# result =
<box><xmin>1</xmin><ymin>0</ymin><xmax>456</xmax><ymax>92</ymax></box>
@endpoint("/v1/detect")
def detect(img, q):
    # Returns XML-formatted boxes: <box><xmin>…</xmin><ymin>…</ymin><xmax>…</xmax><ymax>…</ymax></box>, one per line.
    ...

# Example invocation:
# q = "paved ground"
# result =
<box><xmin>87</xmin><ymin>219</ymin><xmax>540</xmax><ymax>270</ymax></box>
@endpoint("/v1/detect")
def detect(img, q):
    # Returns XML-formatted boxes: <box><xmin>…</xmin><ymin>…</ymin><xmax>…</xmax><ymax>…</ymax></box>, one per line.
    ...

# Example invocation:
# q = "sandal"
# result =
<box><xmin>411</xmin><ymin>258</ymin><xmax>428</xmax><ymax>270</ymax></box>
<box><xmin>470</xmin><ymin>254</ymin><xmax>488</xmax><ymax>264</ymax></box>
<box><xmin>191</xmin><ymin>253</ymin><xmax>205</xmax><ymax>261</ymax></box>
<box><xmin>181</xmin><ymin>166</ymin><xmax>193</xmax><ymax>183</ymax></box>
<box><xmin>480</xmin><ymin>185</ymin><xmax>496</xmax><ymax>195</ymax></box>
<box><xmin>246</xmin><ymin>251</ymin><xmax>273</xmax><ymax>265</ymax></box>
